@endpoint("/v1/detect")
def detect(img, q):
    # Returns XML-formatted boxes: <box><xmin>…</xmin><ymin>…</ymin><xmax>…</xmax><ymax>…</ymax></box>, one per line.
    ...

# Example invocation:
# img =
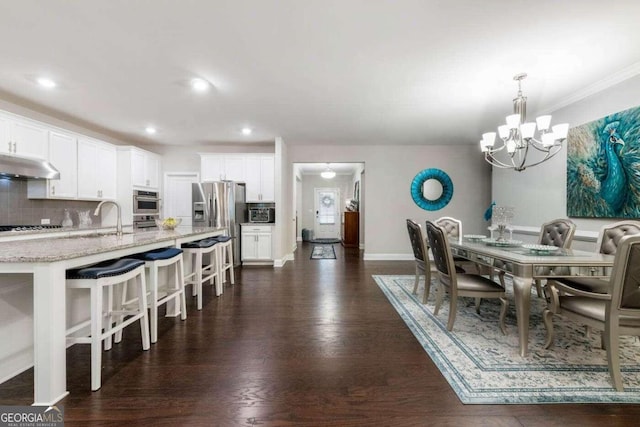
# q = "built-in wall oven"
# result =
<box><xmin>133</xmin><ymin>190</ymin><xmax>161</xmax><ymax>214</ymax></box>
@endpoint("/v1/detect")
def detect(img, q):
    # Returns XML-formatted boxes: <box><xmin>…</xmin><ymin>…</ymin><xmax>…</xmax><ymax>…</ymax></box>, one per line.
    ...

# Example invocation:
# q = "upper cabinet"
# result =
<box><xmin>128</xmin><ymin>147</ymin><xmax>160</xmax><ymax>189</ymax></box>
<box><xmin>245</xmin><ymin>155</ymin><xmax>275</xmax><ymax>202</ymax></box>
<box><xmin>200</xmin><ymin>153</ymin><xmax>274</xmax><ymax>202</ymax></box>
<box><xmin>200</xmin><ymin>154</ymin><xmax>245</xmax><ymax>182</ymax></box>
<box><xmin>28</xmin><ymin>130</ymin><xmax>78</xmax><ymax>199</ymax></box>
<box><xmin>0</xmin><ymin>112</ymin><xmax>48</xmax><ymax>159</ymax></box>
<box><xmin>77</xmin><ymin>137</ymin><xmax>117</xmax><ymax>200</ymax></box>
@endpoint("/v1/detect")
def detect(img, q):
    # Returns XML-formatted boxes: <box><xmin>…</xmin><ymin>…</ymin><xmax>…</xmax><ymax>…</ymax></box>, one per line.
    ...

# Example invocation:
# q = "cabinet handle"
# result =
<box><xmin>12</xmin><ymin>142</ymin><xmax>16</xmax><ymax>152</ymax></box>
<box><xmin>146</xmin><ymin>179</ymin><xmax>150</xmax><ymax>186</ymax></box>
<box><xmin>51</xmin><ymin>185</ymin><xmax>55</xmax><ymax>195</ymax></box>
<box><xmin>7</xmin><ymin>142</ymin><xmax>11</xmax><ymax>152</ymax></box>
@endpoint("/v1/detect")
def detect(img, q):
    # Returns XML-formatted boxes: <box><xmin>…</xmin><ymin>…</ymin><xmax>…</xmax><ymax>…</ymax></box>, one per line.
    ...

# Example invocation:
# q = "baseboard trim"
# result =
<box><xmin>274</xmin><ymin>252</ymin><xmax>294</xmax><ymax>268</ymax></box>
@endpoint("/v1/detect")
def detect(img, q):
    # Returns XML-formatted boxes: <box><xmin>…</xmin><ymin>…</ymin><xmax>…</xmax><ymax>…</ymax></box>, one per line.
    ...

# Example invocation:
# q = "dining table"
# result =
<box><xmin>448</xmin><ymin>237</ymin><xmax>615</xmax><ymax>357</ymax></box>
<box><xmin>0</xmin><ymin>226</ymin><xmax>226</xmax><ymax>405</ymax></box>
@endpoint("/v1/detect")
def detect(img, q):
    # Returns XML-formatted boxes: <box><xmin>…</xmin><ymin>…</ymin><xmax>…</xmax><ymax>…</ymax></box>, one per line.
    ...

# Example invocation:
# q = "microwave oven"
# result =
<box><xmin>133</xmin><ymin>190</ymin><xmax>160</xmax><ymax>214</ymax></box>
<box><xmin>249</xmin><ymin>207</ymin><xmax>275</xmax><ymax>223</ymax></box>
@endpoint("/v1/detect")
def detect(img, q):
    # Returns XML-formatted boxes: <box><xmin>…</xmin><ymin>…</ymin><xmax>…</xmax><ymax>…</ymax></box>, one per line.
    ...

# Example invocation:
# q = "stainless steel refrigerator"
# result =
<box><xmin>192</xmin><ymin>181</ymin><xmax>246</xmax><ymax>266</ymax></box>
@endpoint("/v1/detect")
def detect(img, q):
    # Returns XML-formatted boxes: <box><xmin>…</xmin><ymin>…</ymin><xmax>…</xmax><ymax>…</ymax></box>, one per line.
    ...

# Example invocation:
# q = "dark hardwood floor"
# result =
<box><xmin>2</xmin><ymin>243</ymin><xmax>640</xmax><ymax>426</ymax></box>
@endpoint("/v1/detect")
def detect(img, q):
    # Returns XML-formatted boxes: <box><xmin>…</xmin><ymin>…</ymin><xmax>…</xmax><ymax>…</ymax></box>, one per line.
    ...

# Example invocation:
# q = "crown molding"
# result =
<box><xmin>542</xmin><ymin>61</ymin><xmax>640</xmax><ymax>115</ymax></box>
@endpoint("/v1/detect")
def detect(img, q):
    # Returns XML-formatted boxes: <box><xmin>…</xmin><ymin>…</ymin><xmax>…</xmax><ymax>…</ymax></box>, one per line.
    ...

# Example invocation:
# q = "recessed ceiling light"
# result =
<box><xmin>242</xmin><ymin>127</ymin><xmax>252</xmax><ymax>135</ymax></box>
<box><xmin>145</xmin><ymin>126</ymin><xmax>157</xmax><ymax>135</ymax></box>
<box><xmin>36</xmin><ymin>77</ymin><xmax>56</xmax><ymax>88</ymax></box>
<box><xmin>191</xmin><ymin>78</ymin><xmax>210</xmax><ymax>92</ymax></box>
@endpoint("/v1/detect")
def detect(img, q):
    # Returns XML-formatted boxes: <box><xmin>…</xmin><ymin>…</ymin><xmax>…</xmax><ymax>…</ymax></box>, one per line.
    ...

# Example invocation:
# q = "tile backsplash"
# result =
<box><xmin>0</xmin><ymin>179</ymin><xmax>101</xmax><ymax>226</ymax></box>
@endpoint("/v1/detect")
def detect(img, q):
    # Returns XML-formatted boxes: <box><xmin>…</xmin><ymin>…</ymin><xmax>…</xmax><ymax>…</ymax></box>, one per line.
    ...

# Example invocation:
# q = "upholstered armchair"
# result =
<box><xmin>543</xmin><ymin>234</ymin><xmax>640</xmax><ymax>391</ymax></box>
<box><xmin>406</xmin><ymin>219</ymin><xmax>435</xmax><ymax>304</ymax></box>
<box><xmin>425</xmin><ymin>221</ymin><xmax>507</xmax><ymax>334</ymax></box>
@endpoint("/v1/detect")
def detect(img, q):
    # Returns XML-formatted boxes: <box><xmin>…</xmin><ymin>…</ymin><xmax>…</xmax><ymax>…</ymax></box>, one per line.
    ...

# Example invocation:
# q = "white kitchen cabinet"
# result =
<box><xmin>129</xmin><ymin>147</ymin><xmax>160</xmax><ymax>189</ymax></box>
<box><xmin>200</xmin><ymin>154</ymin><xmax>245</xmax><ymax>182</ymax></box>
<box><xmin>241</xmin><ymin>225</ymin><xmax>273</xmax><ymax>262</ymax></box>
<box><xmin>245</xmin><ymin>155</ymin><xmax>275</xmax><ymax>202</ymax></box>
<box><xmin>201</xmin><ymin>155</ymin><xmax>224</xmax><ymax>181</ymax></box>
<box><xmin>47</xmin><ymin>131</ymin><xmax>78</xmax><ymax>198</ymax></box>
<box><xmin>27</xmin><ymin>130</ymin><xmax>78</xmax><ymax>199</ymax></box>
<box><xmin>223</xmin><ymin>156</ymin><xmax>245</xmax><ymax>181</ymax></box>
<box><xmin>77</xmin><ymin>137</ymin><xmax>117</xmax><ymax>200</ymax></box>
<box><xmin>0</xmin><ymin>115</ymin><xmax>10</xmax><ymax>155</ymax></box>
<box><xmin>0</xmin><ymin>112</ymin><xmax>48</xmax><ymax>159</ymax></box>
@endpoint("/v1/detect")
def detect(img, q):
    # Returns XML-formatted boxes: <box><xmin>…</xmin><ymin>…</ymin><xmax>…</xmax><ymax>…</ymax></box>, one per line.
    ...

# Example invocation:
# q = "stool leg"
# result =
<box><xmin>104</xmin><ymin>285</ymin><xmax>114</xmax><ymax>351</ymax></box>
<box><xmin>177</xmin><ymin>256</ymin><xmax>187</xmax><ymax>321</ymax></box>
<box><xmin>213</xmin><ymin>247</ymin><xmax>223</xmax><ymax>296</ymax></box>
<box><xmin>91</xmin><ymin>285</ymin><xmax>103</xmax><ymax>391</ymax></box>
<box><xmin>149</xmin><ymin>263</ymin><xmax>159</xmax><ymax>344</ymax></box>
<box><xmin>196</xmin><ymin>252</ymin><xmax>203</xmax><ymax>310</ymax></box>
<box><xmin>114</xmin><ymin>279</ymin><xmax>130</xmax><ymax>344</ymax></box>
<box><xmin>137</xmin><ymin>269</ymin><xmax>151</xmax><ymax>351</ymax></box>
<box><xmin>189</xmin><ymin>253</ymin><xmax>197</xmax><ymax>297</ymax></box>
<box><xmin>228</xmin><ymin>244</ymin><xmax>235</xmax><ymax>285</ymax></box>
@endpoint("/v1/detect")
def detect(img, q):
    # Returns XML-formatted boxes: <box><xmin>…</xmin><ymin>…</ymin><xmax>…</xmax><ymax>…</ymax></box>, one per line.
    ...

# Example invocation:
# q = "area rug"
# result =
<box><xmin>373</xmin><ymin>275</ymin><xmax>640</xmax><ymax>404</ymax></box>
<box><xmin>310</xmin><ymin>245</ymin><xmax>336</xmax><ymax>259</ymax></box>
<box><xmin>309</xmin><ymin>238</ymin><xmax>341</xmax><ymax>244</ymax></box>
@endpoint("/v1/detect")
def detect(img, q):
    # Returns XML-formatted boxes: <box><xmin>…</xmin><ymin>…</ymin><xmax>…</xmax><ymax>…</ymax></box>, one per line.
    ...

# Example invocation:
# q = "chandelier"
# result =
<box><xmin>480</xmin><ymin>73</ymin><xmax>569</xmax><ymax>171</ymax></box>
<box><xmin>320</xmin><ymin>164</ymin><xmax>336</xmax><ymax>179</ymax></box>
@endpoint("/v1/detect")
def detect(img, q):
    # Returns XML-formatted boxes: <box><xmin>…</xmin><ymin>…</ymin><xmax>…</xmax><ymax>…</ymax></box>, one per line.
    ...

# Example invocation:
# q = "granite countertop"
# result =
<box><xmin>0</xmin><ymin>226</ymin><xmax>226</xmax><ymax>263</ymax></box>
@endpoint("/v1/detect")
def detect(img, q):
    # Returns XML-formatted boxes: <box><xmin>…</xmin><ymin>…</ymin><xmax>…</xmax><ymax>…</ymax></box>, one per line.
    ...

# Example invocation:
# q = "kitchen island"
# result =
<box><xmin>0</xmin><ymin>226</ymin><xmax>226</xmax><ymax>405</ymax></box>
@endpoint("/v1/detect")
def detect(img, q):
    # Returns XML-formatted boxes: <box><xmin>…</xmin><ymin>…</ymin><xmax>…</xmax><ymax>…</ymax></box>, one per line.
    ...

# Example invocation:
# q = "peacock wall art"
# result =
<box><xmin>567</xmin><ymin>105</ymin><xmax>640</xmax><ymax>218</ymax></box>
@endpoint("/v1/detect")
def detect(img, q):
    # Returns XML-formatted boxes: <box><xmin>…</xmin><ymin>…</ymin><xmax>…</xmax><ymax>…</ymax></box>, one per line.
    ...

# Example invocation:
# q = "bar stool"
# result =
<box><xmin>128</xmin><ymin>247</ymin><xmax>187</xmax><ymax>344</ymax></box>
<box><xmin>181</xmin><ymin>238</ymin><xmax>221</xmax><ymax>310</ymax></box>
<box><xmin>215</xmin><ymin>235</ymin><xmax>235</xmax><ymax>287</ymax></box>
<box><xmin>65</xmin><ymin>258</ymin><xmax>150</xmax><ymax>391</ymax></box>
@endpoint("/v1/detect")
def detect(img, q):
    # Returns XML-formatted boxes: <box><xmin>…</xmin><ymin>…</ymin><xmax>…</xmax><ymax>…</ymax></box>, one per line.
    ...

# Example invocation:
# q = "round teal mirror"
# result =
<box><xmin>410</xmin><ymin>168</ymin><xmax>453</xmax><ymax>211</ymax></box>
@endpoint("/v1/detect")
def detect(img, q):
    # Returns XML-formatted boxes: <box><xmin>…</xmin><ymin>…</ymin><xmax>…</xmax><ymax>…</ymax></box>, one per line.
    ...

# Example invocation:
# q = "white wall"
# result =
<box><xmin>492</xmin><ymin>74</ymin><xmax>640</xmax><ymax>250</ymax></box>
<box><xmin>274</xmin><ymin>137</ymin><xmax>293</xmax><ymax>266</ymax></box>
<box><xmin>288</xmin><ymin>144</ymin><xmax>492</xmax><ymax>259</ymax></box>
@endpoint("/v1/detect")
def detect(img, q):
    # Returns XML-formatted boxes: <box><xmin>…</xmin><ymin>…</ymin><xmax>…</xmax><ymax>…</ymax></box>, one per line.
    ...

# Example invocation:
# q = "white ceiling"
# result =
<box><xmin>1</xmin><ymin>1</ymin><xmax>639</xmax><ymax>148</ymax></box>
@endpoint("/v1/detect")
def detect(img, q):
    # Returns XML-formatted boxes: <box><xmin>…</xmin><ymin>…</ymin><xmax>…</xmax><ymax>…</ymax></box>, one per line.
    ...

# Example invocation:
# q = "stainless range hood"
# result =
<box><xmin>0</xmin><ymin>153</ymin><xmax>60</xmax><ymax>180</ymax></box>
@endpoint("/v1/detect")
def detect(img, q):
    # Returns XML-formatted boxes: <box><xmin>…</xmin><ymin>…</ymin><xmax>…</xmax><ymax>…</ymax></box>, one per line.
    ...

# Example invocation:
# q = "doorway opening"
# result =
<box><xmin>292</xmin><ymin>162</ymin><xmax>364</xmax><ymax>251</ymax></box>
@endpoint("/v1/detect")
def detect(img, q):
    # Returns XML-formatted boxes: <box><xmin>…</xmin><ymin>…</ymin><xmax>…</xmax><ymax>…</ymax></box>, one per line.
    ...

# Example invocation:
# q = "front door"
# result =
<box><xmin>314</xmin><ymin>188</ymin><xmax>340</xmax><ymax>239</ymax></box>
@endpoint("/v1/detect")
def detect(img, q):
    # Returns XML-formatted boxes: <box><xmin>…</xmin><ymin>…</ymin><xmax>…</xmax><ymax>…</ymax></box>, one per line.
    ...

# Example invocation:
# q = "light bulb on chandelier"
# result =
<box><xmin>480</xmin><ymin>73</ymin><xmax>569</xmax><ymax>171</ymax></box>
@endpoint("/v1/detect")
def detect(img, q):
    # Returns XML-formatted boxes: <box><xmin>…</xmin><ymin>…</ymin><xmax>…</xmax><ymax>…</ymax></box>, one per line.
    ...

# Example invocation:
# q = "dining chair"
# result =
<box><xmin>531</xmin><ymin>218</ymin><xmax>577</xmax><ymax>296</ymax></box>
<box><xmin>434</xmin><ymin>217</ymin><xmax>462</xmax><ymax>241</ymax></box>
<box><xmin>546</xmin><ymin>220</ymin><xmax>640</xmax><ymax>295</ymax></box>
<box><xmin>543</xmin><ymin>233</ymin><xmax>640</xmax><ymax>391</ymax></box>
<box><xmin>433</xmin><ymin>216</ymin><xmax>481</xmax><ymax>274</ymax></box>
<box><xmin>406</xmin><ymin>219</ymin><xmax>436</xmax><ymax>304</ymax></box>
<box><xmin>498</xmin><ymin>218</ymin><xmax>576</xmax><ymax>296</ymax></box>
<box><xmin>425</xmin><ymin>220</ymin><xmax>507</xmax><ymax>334</ymax></box>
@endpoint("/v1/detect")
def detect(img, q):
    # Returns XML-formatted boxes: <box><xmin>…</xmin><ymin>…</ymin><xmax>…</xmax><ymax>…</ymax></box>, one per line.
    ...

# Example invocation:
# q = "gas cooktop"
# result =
<box><xmin>0</xmin><ymin>225</ymin><xmax>63</xmax><ymax>232</ymax></box>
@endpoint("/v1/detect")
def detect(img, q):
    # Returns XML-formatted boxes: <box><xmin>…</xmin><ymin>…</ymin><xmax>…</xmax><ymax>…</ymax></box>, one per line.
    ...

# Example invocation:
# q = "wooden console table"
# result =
<box><xmin>342</xmin><ymin>211</ymin><xmax>359</xmax><ymax>248</ymax></box>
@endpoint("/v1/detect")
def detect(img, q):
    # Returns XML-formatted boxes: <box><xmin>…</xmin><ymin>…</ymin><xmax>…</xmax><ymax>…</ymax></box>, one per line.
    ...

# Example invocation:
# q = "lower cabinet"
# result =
<box><xmin>241</xmin><ymin>225</ymin><xmax>273</xmax><ymax>263</ymax></box>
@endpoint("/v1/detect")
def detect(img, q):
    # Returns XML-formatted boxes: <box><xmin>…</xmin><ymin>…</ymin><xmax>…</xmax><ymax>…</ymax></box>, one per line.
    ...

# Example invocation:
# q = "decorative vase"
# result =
<box><xmin>61</xmin><ymin>209</ymin><xmax>73</xmax><ymax>228</ymax></box>
<box><xmin>491</xmin><ymin>206</ymin><xmax>514</xmax><ymax>242</ymax></box>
